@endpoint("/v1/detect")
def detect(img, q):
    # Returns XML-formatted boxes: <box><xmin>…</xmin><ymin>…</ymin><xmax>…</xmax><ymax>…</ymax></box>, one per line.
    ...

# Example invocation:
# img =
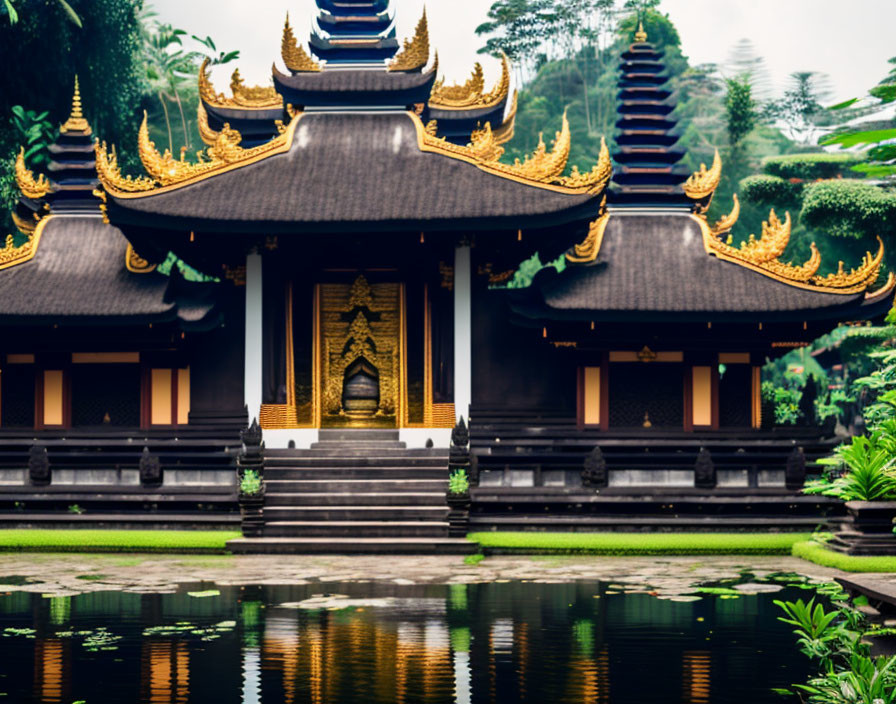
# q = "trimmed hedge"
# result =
<box><xmin>739</xmin><ymin>174</ymin><xmax>803</xmax><ymax>207</ymax></box>
<box><xmin>801</xmin><ymin>179</ymin><xmax>896</xmax><ymax>239</ymax></box>
<box><xmin>762</xmin><ymin>153</ymin><xmax>865</xmax><ymax>181</ymax></box>
<box><xmin>793</xmin><ymin>540</ymin><xmax>896</xmax><ymax>573</ymax></box>
<box><xmin>468</xmin><ymin>532</ymin><xmax>810</xmax><ymax>555</ymax></box>
<box><xmin>0</xmin><ymin>529</ymin><xmax>240</xmax><ymax>553</ymax></box>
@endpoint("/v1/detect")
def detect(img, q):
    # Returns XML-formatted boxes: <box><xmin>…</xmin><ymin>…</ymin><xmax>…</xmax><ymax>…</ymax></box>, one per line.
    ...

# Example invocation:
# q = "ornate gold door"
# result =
<box><xmin>315</xmin><ymin>275</ymin><xmax>406</xmax><ymax>428</ymax></box>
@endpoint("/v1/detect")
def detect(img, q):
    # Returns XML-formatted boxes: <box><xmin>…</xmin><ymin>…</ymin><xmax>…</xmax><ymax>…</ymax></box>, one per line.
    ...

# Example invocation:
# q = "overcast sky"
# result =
<box><xmin>152</xmin><ymin>0</ymin><xmax>896</xmax><ymax>102</ymax></box>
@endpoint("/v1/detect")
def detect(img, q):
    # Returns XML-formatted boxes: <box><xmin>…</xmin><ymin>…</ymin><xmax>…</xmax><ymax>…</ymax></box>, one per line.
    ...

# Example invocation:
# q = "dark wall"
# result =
<box><xmin>471</xmin><ymin>281</ymin><xmax>577</xmax><ymax>417</ymax></box>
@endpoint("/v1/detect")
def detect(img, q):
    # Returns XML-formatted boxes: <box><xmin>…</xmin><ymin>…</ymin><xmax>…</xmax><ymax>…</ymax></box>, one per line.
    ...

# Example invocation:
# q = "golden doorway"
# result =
<box><xmin>314</xmin><ymin>275</ymin><xmax>406</xmax><ymax>428</ymax></box>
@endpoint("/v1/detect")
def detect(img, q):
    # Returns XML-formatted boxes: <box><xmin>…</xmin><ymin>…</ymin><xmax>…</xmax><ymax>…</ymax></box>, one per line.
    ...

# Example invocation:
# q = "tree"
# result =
<box><xmin>725</xmin><ymin>38</ymin><xmax>773</xmax><ymax>101</ymax></box>
<box><xmin>2</xmin><ymin>0</ymin><xmax>81</xmax><ymax>27</ymax></box>
<box><xmin>767</xmin><ymin>71</ymin><xmax>832</xmax><ymax>144</ymax></box>
<box><xmin>725</xmin><ymin>76</ymin><xmax>757</xmax><ymax>157</ymax></box>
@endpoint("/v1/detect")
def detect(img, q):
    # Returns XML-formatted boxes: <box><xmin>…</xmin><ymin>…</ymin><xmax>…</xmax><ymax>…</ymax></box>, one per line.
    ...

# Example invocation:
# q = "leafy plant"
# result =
<box><xmin>67</xmin><ymin>504</ymin><xmax>84</xmax><ymax>515</ymax></box>
<box><xmin>10</xmin><ymin>105</ymin><xmax>54</xmax><ymax>168</ymax></box>
<box><xmin>448</xmin><ymin>469</ymin><xmax>470</xmax><ymax>495</ymax></box>
<box><xmin>774</xmin><ymin>597</ymin><xmax>855</xmax><ymax>664</ymax></box>
<box><xmin>239</xmin><ymin>469</ymin><xmax>263</xmax><ymax>496</ymax></box>
<box><xmin>806</xmin><ymin>431</ymin><xmax>896</xmax><ymax>501</ymax></box>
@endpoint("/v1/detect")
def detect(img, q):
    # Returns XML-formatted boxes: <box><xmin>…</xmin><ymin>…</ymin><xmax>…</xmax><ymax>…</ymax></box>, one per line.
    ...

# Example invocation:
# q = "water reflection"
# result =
<box><xmin>0</xmin><ymin>579</ymin><xmax>815</xmax><ymax>703</ymax></box>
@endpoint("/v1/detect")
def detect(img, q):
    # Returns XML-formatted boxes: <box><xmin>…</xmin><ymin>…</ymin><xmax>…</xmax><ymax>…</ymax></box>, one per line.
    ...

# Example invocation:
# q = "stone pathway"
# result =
<box><xmin>0</xmin><ymin>553</ymin><xmax>843</xmax><ymax>597</ymax></box>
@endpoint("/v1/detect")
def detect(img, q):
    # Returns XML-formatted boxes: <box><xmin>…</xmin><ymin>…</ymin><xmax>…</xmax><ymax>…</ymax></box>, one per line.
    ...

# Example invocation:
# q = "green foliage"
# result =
<box><xmin>467</xmin><ymin>532</ymin><xmax>810</xmax><ymax>554</ymax></box>
<box><xmin>801</xmin><ymin>179</ymin><xmax>896</xmax><ymax>239</ymax></box>
<box><xmin>448</xmin><ymin>469</ymin><xmax>470</xmax><ymax>495</ymax></box>
<box><xmin>67</xmin><ymin>504</ymin><xmax>84</xmax><ymax>515</ymax></box>
<box><xmin>823</xmin><ymin>128</ymin><xmax>896</xmax><ymax>149</ymax></box>
<box><xmin>854</xmin><ymin>348</ymin><xmax>896</xmax><ymax>428</ymax></box>
<box><xmin>806</xmin><ymin>430</ymin><xmax>896</xmax><ymax>501</ymax></box>
<box><xmin>239</xmin><ymin>469</ymin><xmax>263</xmax><ymax>496</ymax></box>
<box><xmin>724</xmin><ymin>75</ymin><xmax>756</xmax><ymax>153</ymax></box>
<box><xmin>774</xmin><ymin>597</ymin><xmax>856</xmax><ymax>665</ymax></box>
<box><xmin>766</xmin><ymin>71</ymin><xmax>829</xmax><ymax>144</ymax></box>
<box><xmin>0</xmin><ymin>529</ymin><xmax>239</xmax><ymax>553</ymax></box>
<box><xmin>762</xmin><ymin>153</ymin><xmax>865</xmax><ymax>181</ymax></box>
<box><xmin>796</xmin><ymin>653</ymin><xmax>896</xmax><ymax>703</ymax></box>
<box><xmin>795</xmin><ymin>540</ymin><xmax>896</xmax><ymax>572</ymax></box>
<box><xmin>10</xmin><ymin>106</ymin><xmax>54</xmax><ymax>168</ymax></box>
<box><xmin>739</xmin><ymin>174</ymin><xmax>803</xmax><ymax>208</ymax></box>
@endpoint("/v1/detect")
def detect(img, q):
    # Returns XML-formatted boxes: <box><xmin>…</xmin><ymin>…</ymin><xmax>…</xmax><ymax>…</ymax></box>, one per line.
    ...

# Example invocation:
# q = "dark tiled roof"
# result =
<box><xmin>273</xmin><ymin>66</ymin><xmax>435</xmax><ymax>107</ymax></box>
<box><xmin>106</xmin><ymin>113</ymin><xmax>600</xmax><ymax>233</ymax></box>
<box><xmin>0</xmin><ymin>216</ymin><xmax>214</xmax><ymax>324</ymax></box>
<box><xmin>511</xmin><ymin>212</ymin><xmax>891</xmax><ymax>322</ymax></box>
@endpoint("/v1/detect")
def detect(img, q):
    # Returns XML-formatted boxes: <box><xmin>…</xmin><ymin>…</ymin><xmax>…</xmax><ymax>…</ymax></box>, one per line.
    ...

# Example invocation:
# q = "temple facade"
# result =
<box><xmin>0</xmin><ymin>6</ymin><xmax>892</xmax><ymax>541</ymax></box>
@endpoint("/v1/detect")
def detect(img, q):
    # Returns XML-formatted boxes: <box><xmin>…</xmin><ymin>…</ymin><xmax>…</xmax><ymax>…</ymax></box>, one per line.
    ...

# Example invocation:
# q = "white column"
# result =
<box><xmin>454</xmin><ymin>244</ymin><xmax>472</xmax><ymax>423</ymax></box>
<box><xmin>244</xmin><ymin>250</ymin><xmax>263</xmax><ymax>423</ymax></box>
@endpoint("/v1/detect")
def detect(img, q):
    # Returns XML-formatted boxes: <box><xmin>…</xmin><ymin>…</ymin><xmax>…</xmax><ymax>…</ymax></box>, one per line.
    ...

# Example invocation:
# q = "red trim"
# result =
<box><xmin>711</xmin><ymin>364</ymin><xmax>720</xmax><ymax>430</ymax></box>
<box><xmin>139</xmin><ymin>367</ymin><xmax>150</xmax><ymax>430</ymax></box>
<box><xmin>683</xmin><ymin>366</ymin><xmax>693</xmax><ymax>432</ymax></box>
<box><xmin>600</xmin><ymin>353</ymin><xmax>609</xmax><ymax>432</ymax></box>
<box><xmin>62</xmin><ymin>369</ymin><xmax>71</xmax><ymax>429</ymax></box>
<box><xmin>170</xmin><ymin>369</ymin><xmax>179</xmax><ymax>426</ymax></box>
<box><xmin>576</xmin><ymin>366</ymin><xmax>584</xmax><ymax>430</ymax></box>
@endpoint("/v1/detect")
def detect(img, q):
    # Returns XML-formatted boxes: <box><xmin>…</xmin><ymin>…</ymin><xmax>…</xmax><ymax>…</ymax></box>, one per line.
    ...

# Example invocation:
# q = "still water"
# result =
<box><xmin>0</xmin><ymin>578</ymin><xmax>814</xmax><ymax>703</ymax></box>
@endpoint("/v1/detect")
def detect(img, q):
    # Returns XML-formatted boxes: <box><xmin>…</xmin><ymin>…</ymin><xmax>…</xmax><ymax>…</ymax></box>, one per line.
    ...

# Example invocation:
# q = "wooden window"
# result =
<box><xmin>148</xmin><ymin>368</ymin><xmax>190</xmax><ymax>427</ymax></box>
<box><xmin>583</xmin><ymin>367</ymin><xmax>601</xmax><ymax>426</ymax></box>
<box><xmin>177</xmin><ymin>368</ymin><xmax>190</xmax><ymax>425</ymax></box>
<box><xmin>691</xmin><ymin>366</ymin><xmax>713</xmax><ymax>428</ymax></box>
<box><xmin>42</xmin><ymin>370</ymin><xmax>66</xmax><ymax>427</ymax></box>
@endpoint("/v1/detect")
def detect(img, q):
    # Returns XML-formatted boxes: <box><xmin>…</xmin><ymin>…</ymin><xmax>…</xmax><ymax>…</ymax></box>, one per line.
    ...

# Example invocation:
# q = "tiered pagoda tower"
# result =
<box><xmin>310</xmin><ymin>0</ymin><xmax>398</xmax><ymax>65</ymax></box>
<box><xmin>610</xmin><ymin>23</ymin><xmax>690</xmax><ymax>207</ymax></box>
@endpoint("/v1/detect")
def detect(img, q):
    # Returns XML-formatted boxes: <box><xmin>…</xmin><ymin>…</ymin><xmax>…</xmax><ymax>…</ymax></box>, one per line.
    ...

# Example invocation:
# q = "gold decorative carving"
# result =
<box><xmin>638</xmin><ymin>346</ymin><xmax>657</xmax><ymax>362</ymax></box>
<box><xmin>125</xmin><ymin>243</ymin><xmax>156</xmax><ymax>273</ymax></box>
<box><xmin>282</xmin><ymin>14</ymin><xmax>321</xmax><ymax>72</ymax></box>
<box><xmin>430</xmin><ymin>54</ymin><xmax>511</xmax><ymax>110</ymax></box>
<box><xmin>196</xmin><ymin>102</ymin><xmax>218</xmax><ymax>146</ymax></box>
<box><xmin>493</xmin><ymin>90</ymin><xmax>518</xmax><ymax>146</ymax></box>
<box><xmin>198</xmin><ymin>59</ymin><xmax>282</xmax><ymax>109</ymax></box>
<box><xmin>412</xmin><ymin>110</ymin><xmax>611</xmax><ymax>194</ymax></box>
<box><xmin>635</xmin><ymin>21</ymin><xmax>648</xmax><ymax>43</ymax></box>
<box><xmin>60</xmin><ymin>75</ymin><xmax>91</xmax><ymax>134</ymax></box>
<box><xmin>567</xmin><ymin>202</ymin><xmax>610</xmax><ymax>264</ymax></box>
<box><xmin>318</xmin><ymin>276</ymin><xmax>403</xmax><ymax>426</ymax></box>
<box><xmin>683</xmin><ymin>149</ymin><xmax>722</xmax><ymax>200</ymax></box>
<box><xmin>710</xmin><ymin>193</ymin><xmax>740</xmax><ymax>235</ymax></box>
<box><xmin>11</xmin><ymin>209</ymin><xmax>37</xmax><ymax>236</ymax></box>
<box><xmin>424</xmin><ymin>119</ymin><xmax>438</xmax><ymax>136</ymax></box>
<box><xmin>0</xmin><ymin>215</ymin><xmax>50</xmax><ymax>271</ymax></box>
<box><xmin>695</xmin><ymin>207</ymin><xmax>888</xmax><ymax>294</ymax></box>
<box><xmin>96</xmin><ymin>112</ymin><xmax>301</xmax><ymax>198</ymax></box>
<box><xmin>223</xmin><ymin>265</ymin><xmax>246</xmax><ymax>286</ymax></box>
<box><xmin>259</xmin><ymin>404</ymin><xmax>299</xmax><ymax>429</ymax></box>
<box><xmin>467</xmin><ymin>122</ymin><xmax>505</xmax><ymax>162</ymax></box>
<box><xmin>388</xmin><ymin>9</ymin><xmax>429</xmax><ymax>72</ymax></box>
<box><xmin>15</xmin><ymin>148</ymin><xmax>51</xmax><ymax>200</ymax></box>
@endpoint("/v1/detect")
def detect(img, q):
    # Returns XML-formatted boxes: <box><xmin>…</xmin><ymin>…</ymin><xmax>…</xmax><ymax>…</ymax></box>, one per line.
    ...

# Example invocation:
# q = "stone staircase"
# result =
<box><xmin>228</xmin><ymin>430</ymin><xmax>475</xmax><ymax>554</ymax></box>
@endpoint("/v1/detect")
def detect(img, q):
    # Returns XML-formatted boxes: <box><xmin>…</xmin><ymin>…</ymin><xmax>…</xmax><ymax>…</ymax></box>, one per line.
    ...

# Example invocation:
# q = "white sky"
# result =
<box><xmin>151</xmin><ymin>0</ymin><xmax>896</xmax><ymax>101</ymax></box>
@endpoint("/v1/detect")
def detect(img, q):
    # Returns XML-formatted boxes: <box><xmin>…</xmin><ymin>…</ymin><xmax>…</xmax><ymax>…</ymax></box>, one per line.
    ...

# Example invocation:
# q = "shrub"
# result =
<box><xmin>801</xmin><ymin>179</ymin><xmax>896</xmax><ymax>239</ymax></box>
<box><xmin>740</xmin><ymin>174</ymin><xmax>803</xmax><ymax>208</ymax></box>
<box><xmin>805</xmin><ymin>430</ymin><xmax>896</xmax><ymax>501</ymax></box>
<box><xmin>239</xmin><ymin>469</ymin><xmax>263</xmax><ymax>496</ymax></box>
<box><xmin>448</xmin><ymin>469</ymin><xmax>470</xmax><ymax>495</ymax></box>
<box><xmin>762</xmin><ymin>153</ymin><xmax>865</xmax><ymax>180</ymax></box>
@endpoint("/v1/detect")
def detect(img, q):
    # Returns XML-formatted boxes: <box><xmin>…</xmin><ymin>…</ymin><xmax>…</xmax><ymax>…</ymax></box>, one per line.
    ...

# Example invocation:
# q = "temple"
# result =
<box><xmin>0</xmin><ymin>9</ymin><xmax>892</xmax><ymax>548</ymax></box>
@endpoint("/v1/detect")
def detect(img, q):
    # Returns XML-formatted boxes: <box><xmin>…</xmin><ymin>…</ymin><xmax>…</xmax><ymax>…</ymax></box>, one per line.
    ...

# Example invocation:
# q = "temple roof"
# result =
<box><xmin>97</xmin><ymin>112</ymin><xmax>609</xmax><ymax>233</ymax></box>
<box><xmin>510</xmin><ymin>212</ymin><xmax>895</xmax><ymax>323</ymax></box>
<box><xmin>0</xmin><ymin>216</ymin><xmax>216</xmax><ymax>325</ymax></box>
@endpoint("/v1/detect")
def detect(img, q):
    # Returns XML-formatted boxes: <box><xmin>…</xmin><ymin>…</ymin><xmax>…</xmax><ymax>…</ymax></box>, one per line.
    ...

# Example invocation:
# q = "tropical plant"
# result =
<box><xmin>2</xmin><ymin>0</ymin><xmax>81</xmax><ymax>27</ymax></box>
<box><xmin>239</xmin><ymin>469</ymin><xmax>263</xmax><ymax>496</ymax></box>
<box><xmin>10</xmin><ymin>105</ymin><xmax>54</xmax><ymax>168</ymax></box>
<box><xmin>797</xmin><ymin>652</ymin><xmax>896</xmax><ymax>703</ymax></box>
<box><xmin>774</xmin><ymin>597</ymin><xmax>856</xmax><ymax>664</ymax></box>
<box><xmin>806</xmin><ymin>431</ymin><xmax>896</xmax><ymax>501</ymax></box>
<box><xmin>448</xmin><ymin>469</ymin><xmax>470</xmax><ymax>495</ymax></box>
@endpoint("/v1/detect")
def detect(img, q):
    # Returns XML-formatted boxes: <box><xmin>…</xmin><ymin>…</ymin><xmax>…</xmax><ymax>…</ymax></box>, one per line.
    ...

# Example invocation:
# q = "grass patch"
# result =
<box><xmin>793</xmin><ymin>540</ymin><xmax>896</xmax><ymax>573</ymax></box>
<box><xmin>467</xmin><ymin>532</ymin><xmax>811</xmax><ymax>555</ymax></box>
<box><xmin>463</xmin><ymin>553</ymin><xmax>485</xmax><ymax>566</ymax></box>
<box><xmin>0</xmin><ymin>530</ymin><xmax>241</xmax><ymax>554</ymax></box>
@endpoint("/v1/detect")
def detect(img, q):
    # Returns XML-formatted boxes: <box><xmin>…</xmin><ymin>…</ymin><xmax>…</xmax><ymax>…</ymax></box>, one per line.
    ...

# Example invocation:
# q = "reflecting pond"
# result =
<box><xmin>0</xmin><ymin>577</ymin><xmax>817</xmax><ymax>703</ymax></box>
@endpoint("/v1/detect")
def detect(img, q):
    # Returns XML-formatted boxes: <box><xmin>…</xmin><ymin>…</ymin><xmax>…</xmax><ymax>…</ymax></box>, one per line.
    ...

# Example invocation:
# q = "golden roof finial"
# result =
<box><xmin>389</xmin><ymin>8</ymin><xmax>430</xmax><ymax>72</ymax></box>
<box><xmin>683</xmin><ymin>149</ymin><xmax>722</xmax><ymax>200</ymax></box>
<box><xmin>15</xmin><ymin>147</ymin><xmax>52</xmax><ymax>200</ymax></box>
<box><xmin>282</xmin><ymin>13</ymin><xmax>321</xmax><ymax>72</ymax></box>
<box><xmin>635</xmin><ymin>21</ymin><xmax>648</xmax><ymax>43</ymax></box>
<box><xmin>60</xmin><ymin>75</ymin><xmax>91</xmax><ymax>135</ymax></box>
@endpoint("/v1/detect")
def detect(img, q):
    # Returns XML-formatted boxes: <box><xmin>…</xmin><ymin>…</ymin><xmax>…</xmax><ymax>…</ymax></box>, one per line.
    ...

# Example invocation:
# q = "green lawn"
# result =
<box><xmin>792</xmin><ymin>540</ymin><xmax>896</xmax><ymax>573</ymax></box>
<box><xmin>468</xmin><ymin>532</ymin><xmax>811</xmax><ymax>555</ymax></box>
<box><xmin>0</xmin><ymin>530</ymin><xmax>240</xmax><ymax>554</ymax></box>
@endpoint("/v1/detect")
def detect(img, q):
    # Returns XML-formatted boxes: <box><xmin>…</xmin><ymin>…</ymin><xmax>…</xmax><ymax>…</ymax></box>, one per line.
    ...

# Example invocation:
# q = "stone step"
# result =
<box><xmin>264</xmin><ymin>479</ymin><xmax>449</xmax><ymax>493</ymax></box>
<box><xmin>267</xmin><ymin>450</ymin><xmax>447</xmax><ymax>460</ymax></box>
<box><xmin>264</xmin><ymin>492</ymin><xmax>447</xmax><ymax>506</ymax></box>
<box><xmin>262</xmin><ymin>520</ymin><xmax>449</xmax><ymax>537</ymax></box>
<box><xmin>309</xmin><ymin>441</ymin><xmax>407</xmax><ymax>450</ymax></box>
<box><xmin>264</xmin><ymin>467</ymin><xmax>449</xmax><ymax>480</ymax></box>
<box><xmin>469</xmin><ymin>514</ymin><xmax>826</xmax><ymax>531</ymax></box>
<box><xmin>227</xmin><ymin>536</ymin><xmax>476</xmax><ymax>554</ymax></box>
<box><xmin>317</xmin><ymin>430</ymin><xmax>400</xmax><ymax>442</ymax></box>
<box><xmin>265</xmin><ymin>455</ymin><xmax>447</xmax><ymax>467</ymax></box>
<box><xmin>263</xmin><ymin>505</ymin><xmax>449</xmax><ymax>521</ymax></box>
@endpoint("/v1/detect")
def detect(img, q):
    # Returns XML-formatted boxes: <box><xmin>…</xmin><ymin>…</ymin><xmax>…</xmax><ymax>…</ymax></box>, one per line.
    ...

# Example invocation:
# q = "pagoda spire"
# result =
<box><xmin>60</xmin><ymin>76</ymin><xmax>91</xmax><ymax>135</ymax></box>
<box><xmin>309</xmin><ymin>0</ymin><xmax>399</xmax><ymax>66</ymax></box>
<box><xmin>609</xmin><ymin>24</ymin><xmax>691</xmax><ymax>207</ymax></box>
